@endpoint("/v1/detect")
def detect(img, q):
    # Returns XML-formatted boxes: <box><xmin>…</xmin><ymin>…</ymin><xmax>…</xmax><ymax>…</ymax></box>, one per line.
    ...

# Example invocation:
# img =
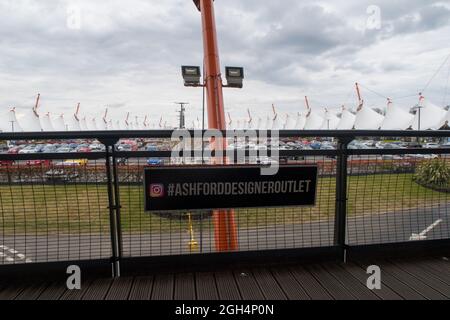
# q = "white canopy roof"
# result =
<box><xmin>294</xmin><ymin>113</ymin><xmax>306</xmax><ymax>129</ymax></box>
<box><xmin>0</xmin><ymin>109</ymin><xmax>23</xmax><ymax>132</ymax></box>
<box><xmin>20</xmin><ymin>109</ymin><xmax>42</xmax><ymax>132</ymax></box>
<box><xmin>353</xmin><ymin>104</ymin><xmax>384</xmax><ymax>130</ymax></box>
<box><xmin>320</xmin><ymin>109</ymin><xmax>340</xmax><ymax>130</ymax></box>
<box><xmin>41</xmin><ymin>113</ymin><xmax>54</xmax><ymax>131</ymax></box>
<box><xmin>53</xmin><ymin>115</ymin><xmax>66</xmax><ymax>131</ymax></box>
<box><xmin>410</xmin><ymin>97</ymin><xmax>446</xmax><ymax>130</ymax></box>
<box><xmin>304</xmin><ymin>109</ymin><xmax>324</xmax><ymax>130</ymax></box>
<box><xmin>336</xmin><ymin>108</ymin><xmax>356</xmax><ymax>130</ymax></box>
<box><xmin>380</xmin><ymin>101</ymin><xmax>414</xmax><ymax>130</ymax></box>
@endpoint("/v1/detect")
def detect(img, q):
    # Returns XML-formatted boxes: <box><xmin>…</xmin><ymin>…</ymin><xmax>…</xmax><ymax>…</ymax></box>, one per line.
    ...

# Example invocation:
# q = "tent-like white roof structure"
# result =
<box><xmin>304</xmin><ymin>109</ymin><xmax>324</xmax><ymax>130</ymax></box>
<box><xmin>353</xmin><ymin>102</ymin><xmax>384</xmax><ymax>130</ymax></box>
<box><xmin>294</xmin><ymin>113</ymin><xmax>306</xmax><ymax>129</ymax></box>
<box><xmin>336</xmin><ymin>107</ymin><xmax>356</xmax><ymax>130</ymax></box>
<box><xmin>439</xmin><ymin>108</ymin><xmax>450</xmax><ymax>129</ymax></box>
<box><xmin>410</xmin><ymin>96</ymin><xmax>446</xmax><ymax>130</ymax></box>
<box><xmin>41</xmin><ymin>113</ymin><xmax>54</xmax><ymax>131</ymax></box>
<box><xmin>0</xmin><ymin>108</ymin><xmax>23</xmax><ymax>132</ymax></box>
<box><xmin>53</xmin><ymin>114</ymin><xmax>66</xmax><ymax>131</ymax></box>
<box><xmin>80</xmin><ymin>117</ymin><xmax>89</xmax><ymax>131</ymax></box>
<box><xmin>380</xmin><ymin>100</ymin><xmax>414</xmax><ymax>130</ymax></box>
<box><xmin>20</xmin><ymin>108</ymin><xmax>43</xmax><ymax>132</ymax></box>
<box><xmin>67</xmin><ymin>114</ymin><xmax>81</xmax><ymax>131</ymax></box>
<box><xmin>320</xmin><ymin>109</ymin><xmax>340</xmax><ymax>130</ymax></box>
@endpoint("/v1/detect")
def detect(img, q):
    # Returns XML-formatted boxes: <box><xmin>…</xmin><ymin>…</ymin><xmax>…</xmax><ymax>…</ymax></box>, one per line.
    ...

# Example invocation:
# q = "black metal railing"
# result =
<box><xmin>0</xmin><ymin>130</ymin><xmax>449</xmax><ymax>277</ymax></box>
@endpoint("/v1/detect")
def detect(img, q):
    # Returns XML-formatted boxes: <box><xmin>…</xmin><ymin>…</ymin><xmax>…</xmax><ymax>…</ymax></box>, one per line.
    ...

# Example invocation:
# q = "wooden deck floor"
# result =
<box><xmin>0</xmin><ymin>256</ymin><xmax>449</xmax><ymax>300</ymax></box>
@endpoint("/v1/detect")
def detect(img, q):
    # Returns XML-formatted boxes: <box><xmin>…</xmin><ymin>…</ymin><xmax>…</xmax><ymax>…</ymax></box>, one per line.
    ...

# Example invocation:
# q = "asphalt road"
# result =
<box><xmin>1</xmin><ymin>205</ymin><xmax>449</xmax><ymax>265</ymax></box>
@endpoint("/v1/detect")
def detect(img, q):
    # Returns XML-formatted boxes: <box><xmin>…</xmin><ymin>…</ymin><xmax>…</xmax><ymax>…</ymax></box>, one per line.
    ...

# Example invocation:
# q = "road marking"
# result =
<box><xmin>410</xmin><ymin>219</ymin><xmax>444</xmax><ymax>241</ymax></box>
<box><xmin>0</xmin><ymin>245</ymin><xmax>32</xmax><ymax>263</ymax></box>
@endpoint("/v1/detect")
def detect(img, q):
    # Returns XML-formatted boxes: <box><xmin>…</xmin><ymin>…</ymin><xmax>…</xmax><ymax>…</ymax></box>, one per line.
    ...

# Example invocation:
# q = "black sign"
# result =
<box><xmin>144</xmin><ymin>165</ymin><xmax>318</xmax><ymax>212</ymax></box>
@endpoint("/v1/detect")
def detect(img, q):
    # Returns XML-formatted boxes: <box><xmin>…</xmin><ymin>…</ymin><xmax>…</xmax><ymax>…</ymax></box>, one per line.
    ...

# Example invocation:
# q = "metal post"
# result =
<box><xmin>102</xmin><ymin>138</ymin><xmax>121</xmax><ymax>278</ymax></box>
<box><xmin>334</xmin><ymin>137</ymin><xmax>352</xmax><ymax>262</ymax></box>
<box><xmin>111</xmin><ymin>148</ymin><xmax>123</xmax><ymax>260</ymax></box>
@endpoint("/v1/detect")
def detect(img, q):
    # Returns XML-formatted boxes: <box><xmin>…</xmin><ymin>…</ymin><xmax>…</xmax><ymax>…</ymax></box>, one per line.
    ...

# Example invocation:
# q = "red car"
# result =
<box><xmin>77</xmin><ymin>147</ymin><xmax>92</xmax><ymax>153</ymax></box>
<box><xmin>0</xmin><ymin>160</ymin><xmax>14</xmax><ymax>167</ymax></box>
<box><xmin>7</xmin><ymin>147</ymin><xmax>21</xmax><ymax>154</ymax></box>
<box><xmin>26</xmin><ymin>160</ymin><xmax>52</xmax><ymax>166</ymax></box>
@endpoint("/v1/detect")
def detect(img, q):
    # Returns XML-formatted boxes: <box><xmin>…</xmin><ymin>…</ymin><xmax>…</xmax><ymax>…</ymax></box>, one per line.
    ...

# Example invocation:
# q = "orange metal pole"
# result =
<box><xmin>197</xmin><ymin>0</ymin><xmax>238</xmax><ymax>251</ymax></box>
<box><xmin>34</xmin><ymin>93</ymin><xmax>41</xmax><ymax>111</ymax></box>
<box><xmin>355</xmin><ymin>83</ymin><xmax>362</xmax><ymax>104</ymax></box>
<box><xmin>304</xmin><ymin>96</ymin><xmax>310</xmax><ymax>110</ymax></box>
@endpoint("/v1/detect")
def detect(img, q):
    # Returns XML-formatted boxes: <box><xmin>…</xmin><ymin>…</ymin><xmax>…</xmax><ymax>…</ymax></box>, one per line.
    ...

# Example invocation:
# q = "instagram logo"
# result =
<box><xmin>150</xmin><ymin>184</ymin><xmax>165</xmax><ymax>198</ymax></box>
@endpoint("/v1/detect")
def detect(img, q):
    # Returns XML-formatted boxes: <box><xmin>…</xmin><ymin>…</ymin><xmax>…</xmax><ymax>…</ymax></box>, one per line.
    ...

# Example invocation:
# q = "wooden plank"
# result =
<box><xmin>304</xmin><ymin>264</ymin><xmax>356</xmax><ymax>300</ymax></box>
<box><xmin>234</xmin><ymin>270</ymin><xmax>265</xmax><ymax>300</ymax></box>
<box><xmin>15</xmin><ymin>282</ymin><xmax>49</xmax><ymax>300</ymax></box>
<box><xmin>195</xmin><ymin>272</ymin><xmax>219</xmax><ymax>300</ymax></box>
<box><xmin>37</xmin><ymin>281</ymin><xmax>67</xmax><ymax>300</ymax></box>
<box><xmin>174</xmin><ymin>273</ymin><xmax>196</xmax><ymax>300</ymax></box>
<box><xmin>413</xmin><ymin>260</ymin><xmax>450</xmax><ymax>286</ymax></box>
<box><xmin>0</xmin><ymin>282</ymin><xmax>27</xmax><ymax>300</ymax></box>
<box><xmin>151</xmin><ymin>274</ymin><xmax>174</xmax><ymax>300</ymax></box>
<box><xmin>289</xmin><ymin>266</ymin><xmax>333</xmax><ymax>300</ymax></box>
<box><xmin>271</xmin><ymin>267</ymin><xmax>310</xmax><ymax>300</ymax></box>
<box><xmin>105</xmin><ymin>277</ymin><xmax>134</xmax><ymax>300</ymax></box>
<box><xmin>355</xmin><ymin>260</ymin><xmax>426</xmax><ymax>300</ymax></box>
<box><xmin>252</xmin><ymin>268</ymin><xmax>286</xmax><ymax>300</ymax></box>
<box><xmin>380</xmin><ymin>261</ymin><xmax>447</xmax><ymax>300</ymax></box>
<box><xmin>322</xmin><ymin>263</ymin><xmax>379</xmax><ymax>300</ymax></box>
<box><xmin>82</xmin><ymin>278</ymin><xmax>113</xmax><ymax>300</ymax></box>
<box><xmin>128</xmin><ymin>276</ymin><xmax>153</xmax><ymax>300</ymax></box>
<box><xmin>390</xmin><ymin>260</ymin><xmax>450</xmax><ymax>299</ymax></box>
<box><xmin>344</xmin><ymin>263</ymin><xmax>402</xmax><ymax>300</ymax></box>
<box><xmin>215</xmin><ymin>271</ymin><xmax>241</xmax><ymax>300</ymax></box>
<box><xmin>60</xmin><ymin>279</ymin><xmax>94</xmax><ymax>300</ymax></box>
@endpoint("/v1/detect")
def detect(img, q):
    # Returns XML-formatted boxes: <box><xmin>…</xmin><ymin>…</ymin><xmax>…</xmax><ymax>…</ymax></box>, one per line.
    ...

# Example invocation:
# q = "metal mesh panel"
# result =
<box><xmin>0</xmin><ymin>158</ymin><xmax>111</xmax><ymax>265</ymax></box>
<box><xmin>119</xmin><ymin>155</ymin><xmax>336</xmax><ymax>258</ymax></box>
<box><xmin>1</xmin><ymin>131</ymin><xmax>449</xmax><ymax>269</ymax></box>
<box><xmin>347</xmin><ymin>154</ymin><xmax>450</xmax><ymax>245</ymax></box>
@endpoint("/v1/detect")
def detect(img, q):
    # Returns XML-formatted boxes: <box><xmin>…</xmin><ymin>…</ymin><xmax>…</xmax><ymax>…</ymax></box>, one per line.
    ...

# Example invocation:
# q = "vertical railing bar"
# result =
<box><xmin>111</xmin><ymin>147</ymin><xmax>123</xmax><ymax>261</ymax></box>
<box><xmin>334</xmin><ymin>136</ymin><xmax>352</xmax><ymax>262</ymax></box>
<box><xmin>102</xmin><ymin>139</ymin><xmax>120</xmax><ymax>278</ymax></box>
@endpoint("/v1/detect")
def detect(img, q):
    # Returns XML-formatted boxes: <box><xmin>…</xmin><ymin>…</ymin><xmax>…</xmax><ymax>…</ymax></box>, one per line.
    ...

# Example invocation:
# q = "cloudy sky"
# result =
<box><xmin>1</xmin><ymin>0</ymin><xmax>450</xmax><ymax>127</ymax></box>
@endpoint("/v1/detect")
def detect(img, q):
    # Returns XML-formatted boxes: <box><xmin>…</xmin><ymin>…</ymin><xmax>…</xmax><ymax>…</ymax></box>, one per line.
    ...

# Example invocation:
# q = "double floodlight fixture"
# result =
<box><xmin>181</xmin><ymin>65</ymin><xmax>244</xmax><ymax>88</ymax></box>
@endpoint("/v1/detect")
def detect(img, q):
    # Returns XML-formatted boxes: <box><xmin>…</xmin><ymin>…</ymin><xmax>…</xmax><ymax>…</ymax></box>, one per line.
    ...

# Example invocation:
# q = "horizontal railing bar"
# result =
<box><xmin>1</xmin><ymin>129</ymin><xmax>450</xmax><ymax>140</ymax></box>
<box><xmin>348</xmin><ymin>148</ymin><xmax>450</xmax><ymax>155</ymax></box>
<box><xmin>1</xmin><ymin>148</ymin><xmax>449</xmax><ymax>161</ymax></box>
<box><xmin>0</xmin><ymin>152</ymin><xmax>106</xmax><ymax>161</ymax></box>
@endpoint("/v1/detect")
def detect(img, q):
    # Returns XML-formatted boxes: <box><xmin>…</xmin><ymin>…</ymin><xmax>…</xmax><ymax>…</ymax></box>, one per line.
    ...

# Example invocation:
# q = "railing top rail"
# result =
<box><xmin>0</xmin><ymin>129</ymin><xmax>449</xmax><ymax>140</ymax></box>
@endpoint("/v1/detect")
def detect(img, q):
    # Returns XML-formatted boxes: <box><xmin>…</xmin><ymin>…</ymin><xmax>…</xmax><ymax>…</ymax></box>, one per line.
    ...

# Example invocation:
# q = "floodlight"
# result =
<box><xmin>225</xmin><ymin>66</ymin><xmax>244</xmax><ymax>88</ymax></box>
<box><xmin>181</xmin><ymin>66</ymin><xmax>201</xmax><ymax>86</ymax></box>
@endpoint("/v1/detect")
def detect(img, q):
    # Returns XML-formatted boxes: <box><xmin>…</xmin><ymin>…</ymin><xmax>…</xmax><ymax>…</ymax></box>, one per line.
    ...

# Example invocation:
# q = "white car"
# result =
<box><xmin>423</xmin><ymin>143</ymin><xmax>439</xmax><ymax>149</ymax></box>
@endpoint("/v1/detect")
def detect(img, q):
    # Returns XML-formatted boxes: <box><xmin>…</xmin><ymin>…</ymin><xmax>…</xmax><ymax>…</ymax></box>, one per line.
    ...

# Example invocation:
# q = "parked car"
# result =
<box><xmin>76</xmin><ymin>147</ymin><xmax>92</xmax><ymax>153</ymax></box>
<box><xmin>19</xmin><ymin>146</ymin><xmax>36</xmax><ymax>154</ymax></box>
<box><xmin>45</xmin><ymin>169</ymin><xmax>79</xmax><ymax>182</ymax></box>
<box><xmin>423</xmin><ymin>143</ymin><xmax>440</xmax><ymax>149</ymax></box>
<box><xmin>0</xmin><ymin>160</ymin><xmax>14</xmax><ymax>166</ymax></box>
<box><xmin>56</xmin><ymin>147</ymin><xmax>72</xmax><ymax>153</ymax></box>
<box><xmin>7</xmin><ymin>146</ymin><xmax>22</xmax><ymax>154</ymax></box>
<box><xmin>54</xmin><ymin>159</ymin><xmax>88</xmax><ymax>166</ymax></box>
<box><xmin>26</xmin><ymin>159</ymin><xmax>52</xmax><ymax>166</ymax></box>
<box><xmin>147</xmin><ymin>158</ymin><xmax>163</xmax><ymax>165</ymax></box>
